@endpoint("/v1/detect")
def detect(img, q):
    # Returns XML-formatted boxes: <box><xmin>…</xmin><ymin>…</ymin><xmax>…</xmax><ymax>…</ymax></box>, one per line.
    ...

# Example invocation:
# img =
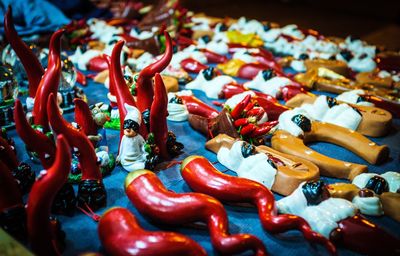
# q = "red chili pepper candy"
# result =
<box><xmin>180</xmin><ymin>58</ymin><xmax>208</xmax><ymax>73</ymax></box>
<box><xmin>246</xmin><ymin>107</ymin><xmax>265</xmax><ymax>120</ymax></box>
<box><xmin>237</xmin><ymin>63</ymin><xmax>268</xmax><ymax>80</ymax></box>
<box><xmin>201</xmin><ymin>49</ymin><xmax>227</xmax><ymax>63</ymax></box>
<box><xmin>88</xmin><ymin>56</ymin><xmax>109</xmax><ymax>72</ymax></box>
<box><xmin>280</xmin><ymin>85</ymin><xmax>310</xmax><ymax>102</ymax></box>
<box><xmin>220</xmin><ymin>83</ymin><xmax>247</xmax><ymax>99</ymax></box>
<box><xmin>76</xmin><ymin>70</ymin><xmax>87</xmax><ymax>86</ymax></box>
<box><xmin>243</xmin><ymin>102</ymin><xmax>255</xmax><ymax>113</ymax></box>
<box><xmin>234</xmin><ymin>118</ymin><xmax>249</xmax><ymax>127</ymax></box>
<box><xmin>240</xmin><ymin>123</ymin><xmax>256</xmax><ymax>136</ymax></box>
<box><xmin>230</xmin><ymin>94</ymin><xmax>252</xmax><ymax>119</ymax></box>
<box><xmin>250</xmin><ymin>125</ymin><xmax>273</xmax><ymax>138</ymax></box>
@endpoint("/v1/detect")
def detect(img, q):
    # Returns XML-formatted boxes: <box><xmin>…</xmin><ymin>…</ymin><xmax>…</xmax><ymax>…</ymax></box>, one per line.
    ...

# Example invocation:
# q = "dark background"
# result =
<box><xmin>181</xmin><ymin>0</ymin><xmax>400</xmax><ymax>50</ymax></box>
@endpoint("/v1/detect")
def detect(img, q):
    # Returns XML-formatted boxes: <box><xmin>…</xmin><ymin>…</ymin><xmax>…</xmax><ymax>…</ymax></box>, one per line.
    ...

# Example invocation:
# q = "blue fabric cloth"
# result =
<box><xmin>0</xmin><ymin>0</ymin><xmax>70</xmax><ymax>35</ymax></box>
<box><xmin>8</xmin><ymin>69</ymin><xmax>400</xmax><ymax>255</ymax></box>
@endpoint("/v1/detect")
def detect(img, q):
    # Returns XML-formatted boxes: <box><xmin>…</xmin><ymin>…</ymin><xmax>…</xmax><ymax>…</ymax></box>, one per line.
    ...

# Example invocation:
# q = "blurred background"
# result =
<box><xmin>183</xmin><ymin>0</ymin><xmax>400</xmax><ymax>50</ymax></box>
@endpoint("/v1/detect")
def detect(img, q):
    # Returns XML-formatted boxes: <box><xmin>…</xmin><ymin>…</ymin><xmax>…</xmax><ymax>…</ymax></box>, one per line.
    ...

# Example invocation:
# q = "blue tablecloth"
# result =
<box><xmin>8</xmin><ymin>71</ymin><xmax>400</xmax><ymax>256</ymax></box>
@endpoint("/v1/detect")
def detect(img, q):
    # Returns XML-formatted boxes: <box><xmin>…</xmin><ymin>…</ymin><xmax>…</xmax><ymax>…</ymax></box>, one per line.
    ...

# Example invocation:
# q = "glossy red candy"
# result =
<box><xmin>98</xmin><ymin>207</ymin><xmax>206</xmax><ymax>256</ymax></box>
<box><xmin>181</xmin><ymin>156</ymin><xmax>336</xmax><ymax>255</ymax></box>
<box><xmin>125</xmin><ymin>170</ymin><xmax>267</xmax><ymax>255</ymax></box>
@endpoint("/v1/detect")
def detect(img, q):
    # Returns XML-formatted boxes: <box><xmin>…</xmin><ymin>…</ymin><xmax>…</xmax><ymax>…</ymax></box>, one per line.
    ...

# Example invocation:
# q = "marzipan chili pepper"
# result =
<box><xmin>150</xmin><ymin>73</ymin><xmax>169</xmax><ymax>160</ymax></box>
<box><xmin>32</xmin><ymin>29</ymin><xmax>64</xmax><ymax>131</ymax></box>
<box><xmin>136</xmin><ymin>31</ymin><xmax>173</xmax><ymax>113</ymax></box>
<box><xmin>74</xmin><ymin>99</ymin><xmax>98</xmax><ymax>136</ymax></box>
<box><xmin>4</xmin><ymin>6</ymin><xmax>45</xmax><ymax>98</ymax></box>
<box><xmin>176</xmin><ymin>35</ymin><xmax>195</xmax><ymax>49</ymax></box>
<box><xmin>88</xmin><ymin>55</ymin><xmax>109</xmax><ymax>72</ymax></box>
<box><xmin>98</xmin><ymin>207</ymin><xmax>207</xmax><ymax>256</ymax></box>
<box><xmin>0</xmin><ymin>160</ymin><xmax>23</xmax><ymax>213</ymax></box>
<box><xmin>243</xmin><ymin>101</ymin><xmax>255</xmax><ymax>114</ymax></box>
<box><xmin>47</xmin><ymin>93</ymin><xmax>106</xmax><ymax>210</ymax></box>
<box><xmin>255</xmin><ymin>97</ymin><xmax>290</xmax><ymax>121</ymax></box>
<box><xmin>246</xmin><ymin>107</ymin><xmax>265</xmax><ymax>120</ymax></box>
<box><xmin>180</xmin><ymin>58</ymin><xmax>208</xmax><ymax>73</ymax></box>
<box><xmin>220</xmin><ymin>83</ymin><xmax>247</xmax><ymax>99</ymax></box>
<box><xmin>76</xmin><ymin>70</ymin><xmax>87</xmax><ymax>86</ymax></box>
<box><xmin>250</xmin><ymin>124</ymin><xmax>275</xmax><ymax>138</ymax></box>
<box><xmin>234</xmin><ymin>118</ymin><xmax>249</xmax><ymax>127</ymax></box>
<box><xmin>180</xmin><ymin>95</ymin><xmax>219</xmax><ymax>118</ymax></box>
<box><xmin>125</xmin><ymin>170</ymin><xmax>267</xmax><ymax>255</ymax></box>
<box><xmin>109</xmin><ymin>41</ymin><xmax>147</xmax><ymax>140</ymax></box>
<box><xmin>181</xmin><ymin>156</ymin><xmax>337</xmax><ymax>255</ymax></box>
<box><xmin>200</xmin><ymin>49</ymin><xmax>227</xmax><ymax>63</ymax></box>
<box><xmin>0</xmin><ymin>136</ymin><xmax>34</xmax><ymax>194</ymax></box>
<box><xmin>0</xmin><ymin>161</ymin><xmax>26</xmax><ymax>242</ymax></box>
<box><xmin>280</xmin><ymin>85</ymin><xmax>310</xmax><ymax>102</ymax></box>
<box><xmin>0</xmin><ymin>137</ymin><xmax>19</xmax><ymax>171</ymax></box>
<box><xmin>240</xmin><ymin>123</ymin><xmax>256</xmax><ymax>136</ymax></box>
<box><xmin>27</xmin><ymin>135</ymin><xmax>71</xmax><ymax>256</ymax></box>
<box><xmin>14</xmin><ymin>99</ymin><xmax>56</xmax><ymax>169</ymax></box>
<box><xmin>47</xmin><ymin>93</ymin><xmax>101</xmax><ymax>182</ymax></box>
<box><xmin>230</xmin><ymin>94</ymin><xmax>251</xmax><ymax>119</ymax></box>
<box><xmin>238</xmin><ymin>63</ymin><xmax>271</xmax><ymax>80</ymax></box>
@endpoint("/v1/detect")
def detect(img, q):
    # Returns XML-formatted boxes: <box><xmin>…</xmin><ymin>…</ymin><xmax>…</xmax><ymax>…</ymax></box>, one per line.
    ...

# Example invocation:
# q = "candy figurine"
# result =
<box><xmin>117</xmin><ymin>104</ymin><xmax>148</xmax><ymax>172</ymax></box>
<box><xmin>0</xmin><ymin>63</ymin><xmax>18</xmax><ymax>129</ymax></box>
<box><xmin>27</xmin><ymin>135</ymin><xmax>71</xmax><ymax>255</ymax></box>
<box><xmin>277</xmin><ymin>180</ymin><xmax>399</xmax><ymax>255</ymax></box>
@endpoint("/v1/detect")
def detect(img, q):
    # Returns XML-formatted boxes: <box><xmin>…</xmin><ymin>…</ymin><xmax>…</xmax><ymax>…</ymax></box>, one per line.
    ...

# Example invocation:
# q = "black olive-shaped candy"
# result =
<box><xmin>291</xmin><ymin>114</ymin><xmax>311</xmax><ymax>132</ymax></box>
<box><xmin>365</xmin><ymin>176</ymin><xmax>389</xmax><ymax>195</ymax></box>
<box><xmin>219</xmin><ymin>23</ymin><xmax>228</xmax><ymax>32</ymax></box>
<box><xmin>298</xmin><ymin>53</ymin><xmax>309</xmax><ymax>60</ymax></box>
<box><xmin>241</xmin><ymin>142</ymin><xmax>256</xmax><ymax>158</ymax></box>
<box><xmin>201</xmin><ymin>35</ymin><xmax>211</xmax><ymax>44</ymax></box>
<box><xmin>202</xmin><ymin>67</ymin><xmax>216</xmax><ymax>81</ymax></box>
<box><xmin>328</xmin><ymin>55</ymin><xmax>336</xmax><ymax>60</ymax></box>
<box><xmin>340</xmin><ymin>50</ymin><xmax>353</xmax><ymax>62</ymax></box>
<box><xmin>302</xmin><ymin>180</ymin><xmax>330</xmax><ymax>206</ymax></box>
<box><xmin>356</xmin><ymin>95</ymin><xmax>366</xmax><ymax>103</ymax></box>
<box><xmin>169</xmin><ymin>95</ymin><xmax>183</xmax><ymax>104</ymax></box>
<box><xmin>261</xmin><ymin>69</ymin><xmax>275</xmax><ymax>81</ymax></box>
<box><xmin>326</xmin><ymin>96</ymin><xmax>338</xmax><ymax>108</ymax></box>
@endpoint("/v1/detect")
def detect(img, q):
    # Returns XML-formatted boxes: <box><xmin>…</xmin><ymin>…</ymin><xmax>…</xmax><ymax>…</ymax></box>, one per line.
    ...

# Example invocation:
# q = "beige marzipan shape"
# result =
<box><xmin>205</xmin><ymin>134</ymin><xmax>320</xmax><ymax>196</ymax></box>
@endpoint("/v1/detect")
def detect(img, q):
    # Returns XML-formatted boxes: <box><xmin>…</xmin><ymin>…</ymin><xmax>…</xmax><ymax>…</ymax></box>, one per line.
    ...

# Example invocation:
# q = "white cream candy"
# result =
<box><xmin>336</xmin><ymin>90</ymin><xmax>374</xmax><ymax>107</ymax></box>
<box><xmin>217</xmin><ymin>141</ymin><xmax>277</xmax><ymax>189</ymax></box>
<box><xmin>353</xmin><ymin>172</ymin><xmax>400</xmax><ymax>193</ymax></box>
<box><xmin>185</xmin><ymin>69</ymin><xmax>236</xmax><ymax>99</ymax></box>
<box><xmin>278</xmin><ymin>108</ymin><xmax>313</xmax><ymax>137</ymax></box>
<box><xmin>244</xmin><ymin>70</ymin><xmax>292</xmax><ymax>97</ymax></box>
<box><xmin>166</xmin><ymin>92</ymin><xmax>189</xmax><ymax>122</ymax></box>
<box><xmin>277</xmin><ymin>183</ymin><xmax>357</xmax><ymax>238</ymax></box>
<box><xmin>352</xmin><ymin>195</ymin><xmax>383</xmax><ymax>216</ymax></box>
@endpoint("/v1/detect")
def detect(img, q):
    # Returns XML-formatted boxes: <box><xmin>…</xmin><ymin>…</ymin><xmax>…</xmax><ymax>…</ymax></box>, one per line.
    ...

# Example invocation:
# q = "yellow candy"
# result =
<box><xmin>226</xmin><ymin>30</ymin><xmax>263</xmax><ymax>47</ymax></box>
<box><xmin>217</xmin><ymin>59</ymin><xmax>246</xmax><ymax>76</ymax></box>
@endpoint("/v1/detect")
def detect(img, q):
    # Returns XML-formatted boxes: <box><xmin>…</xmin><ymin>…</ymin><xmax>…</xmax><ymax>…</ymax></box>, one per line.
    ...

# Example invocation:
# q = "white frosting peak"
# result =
<box><xmin>277</xmin><ymin>183</ymin><xmax>357</xmax><ymax>238</ymax></box>
<box><xmin>244</xmin><ymin>71</ymin><xmax>292</xmax><ymax>97</ymax></box>
<box><xmin>217</xmin><ymin>141</ymin><xmax>277</xmax><ymax>189</ymax></box>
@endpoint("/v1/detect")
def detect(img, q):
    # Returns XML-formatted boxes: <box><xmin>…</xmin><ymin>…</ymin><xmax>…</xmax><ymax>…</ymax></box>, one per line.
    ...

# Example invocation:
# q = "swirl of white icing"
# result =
<box><xmin>348</xmin><ymin>56</ymin><xmax>377</xmax><ymax>72</ymax></box>
<box><xmin>278</xmin><ymin>109</ymin><xmax>312</xmax><ymax>137</ymax></box>
<box><xmin>166</xmin><ymin>93</ymin><xmax>189</xmax><ymax>122</ymax></box>
<box><xmin>290</xmin><ymin>60</ymin><xmax>307</xmax><ymax>72</ymax></box>
<box><xmin>352</xmin><ymin>173</ymin><xmax>376</xmax><ymax>189</ymax></box>
<box><xmin>381</xmin><ymin>172</ymin><xmax>400</xmax><ymax>193</ymax></box>
<box><xmin>129</xmin><ymin>28</ymin><xmax>154</xmax><ymax>40</ymax></box>
<box><xmin>277</xmin><ymin>183</ymin><xmax>357</xmax><ymax>238</ymax></box>
<box><xmin>336</xmin><ymin>90</ymin><xmax>374</xmax><ymax>107</ymax></box>
<box><xmin>320</xmin><ymin>104</ymin><xmax>362</xmax><ymax>131</ymax></box>
<box><xmin>232</xmin><ymin>49</ymin><xmax>257</xmax><ymax>63</ymax></box>
<box><xmin>352</xmin><ymin>195</ymin><xmax>383</xmax><ymax>216</ymax></box>
<box><xmin>191</xmin><ymin>17</ymin><xmax>211</xmax><ymax>31</ymax></box>
<box><xmin>353</xmin><ymin>172</ymin><xmax>400</xmax><ymax>193</ymax></box>
<box><xmin>128</xmin><ymin>52</ymin><xmax>155</xmax><ymax>71</ymax></box>
<box><xmin>171</xmin><ymin>45</ymin><xmax>208</xmax><ymax>70</ymax></box>
<box><xmin>244</xmin><ymin>71</ymin><xmax>293</xmax><ymax>97</ymax></box>
<box><xmin>217</xmin><ymin>141</ymin><xmax>277</xmax><ymax>189</ymax></box>
<box><xmin>185</xmin><ymin>69</ymin><xmax>236</xmax><ymax>99</ymax></box>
